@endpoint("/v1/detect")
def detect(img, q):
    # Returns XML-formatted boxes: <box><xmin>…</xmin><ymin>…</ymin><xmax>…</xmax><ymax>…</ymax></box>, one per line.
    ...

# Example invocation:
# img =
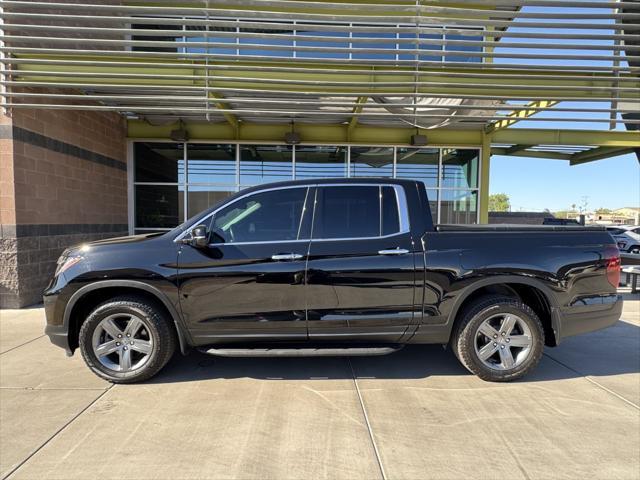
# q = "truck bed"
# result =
<box><xmin>436</xmin><ymin>224</ymin><xmax>606</xmax><ymax>232</ymax></box>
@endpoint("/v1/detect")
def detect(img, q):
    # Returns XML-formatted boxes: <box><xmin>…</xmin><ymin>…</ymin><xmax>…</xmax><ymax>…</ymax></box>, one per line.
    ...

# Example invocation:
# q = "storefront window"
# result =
<box><xmin>240</xmin><ymin>145</ymin><xmax>293</xmax><ymax>186</ymax></box>
<box><xmin>441</xmin><ymin>149</ymin><xmax>479</xmax><ymax>189</ymax></box>
<box><xmin>350</xmin><ymin>147</ymin><xmax>394</xmax><ymax>178</ymax></box>
<box><xmin>187</xmin><ymin>144</ymin><xmax>236</xmax><ymax>185</ymax></box>
<box><xmin>294</xmin><ymin>146</ymin><xmax>347</xmax><ymax>179</ymax></box>
<box><xmin>133</xmin><ymin>143</ymin><xmax>480</xmax><ymax>231</ymax></box>
<box><xmin>396</xmin><ymin>148</ymin><xmax>440</xmax><ymax>188</ymax></box>
<box><xmin>440</xmin><ymin>190</ymin><xmax>478</xmax><ymax>224</ymax></box>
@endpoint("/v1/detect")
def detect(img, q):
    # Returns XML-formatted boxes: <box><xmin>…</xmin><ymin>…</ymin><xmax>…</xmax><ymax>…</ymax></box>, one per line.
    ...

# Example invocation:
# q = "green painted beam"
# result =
<box><xmin>348</xmin><ymin>96</ymin><xmax>369</xmax><ymax>139</ymax></box>
<box><xmin>479</xmin><ymin>132</ymin><xmax>491</xmax><ymax>223</ymax></box>
<box><xmin>569</xmin><ymin>146</ymin><xmax>635</xmax><ymax>165</ymax></box>
<box><xmin>10</xmin><ymin>55</ymin><xmax>639</xmax><ymax>100</ymax></box>
<box><xmin>127</xmin><ymin>119</ymin><xmax>486</xmax><ymax>145</ymax></box>
<box><xmin>486</xmin><ymin>100</ymin><xmax>559</xmax><ymax>133</ymax></box>
<box><xmin>491</xmin><ymin>148</ymin><xmax>572</xmax><ymax>161</ymax></box>
<box><xmin>493</xmin><ymin>129</ymin><xmax>640</xmax><ymax>148</ymax></box>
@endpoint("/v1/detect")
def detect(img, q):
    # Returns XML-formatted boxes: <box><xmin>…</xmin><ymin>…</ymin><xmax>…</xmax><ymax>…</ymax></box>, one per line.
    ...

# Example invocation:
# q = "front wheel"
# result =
<box><xmin>452</xmin><ymin>296</ymin><xmax>544</xmax><ymax>382</ymax></box>
<box><xmin>79</xmin><ymin>296</ymin><xmax>176</xmax><ymax>383</ymax></box>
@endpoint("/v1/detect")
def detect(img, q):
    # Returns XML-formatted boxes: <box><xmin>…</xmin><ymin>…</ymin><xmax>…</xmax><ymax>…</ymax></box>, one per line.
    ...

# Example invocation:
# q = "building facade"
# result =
<box><xmin>1</xmin><ymin>1</ymin><xmax>638</xmax><ymax>308</ymax></box>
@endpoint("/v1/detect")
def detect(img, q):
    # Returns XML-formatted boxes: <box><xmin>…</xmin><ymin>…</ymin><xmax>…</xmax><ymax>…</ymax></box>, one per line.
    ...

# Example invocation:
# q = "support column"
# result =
<box><xmin>479</xmin><ymin>132</ymin><xmax>492</xmax><ymax>224</ymax></box>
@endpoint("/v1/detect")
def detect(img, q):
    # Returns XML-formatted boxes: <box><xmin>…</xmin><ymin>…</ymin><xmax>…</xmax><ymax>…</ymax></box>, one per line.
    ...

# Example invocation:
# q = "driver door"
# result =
<box><xmin>177</xmin><ymin>186</ymin><xmax>313</xmax><ymax>345</ymax></box>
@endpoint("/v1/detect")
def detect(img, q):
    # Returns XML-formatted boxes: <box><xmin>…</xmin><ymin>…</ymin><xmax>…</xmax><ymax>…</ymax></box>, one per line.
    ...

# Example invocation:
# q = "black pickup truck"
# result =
<box><xmin>44</xmin><ymin>179</ymin><xmax>623</xmax><ymax>383</ymax></box>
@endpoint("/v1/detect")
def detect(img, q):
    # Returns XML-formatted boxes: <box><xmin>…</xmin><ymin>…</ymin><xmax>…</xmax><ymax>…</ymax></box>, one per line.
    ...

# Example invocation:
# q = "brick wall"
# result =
<box><xmin>0</xmin><ymin>107</ymin><xmax>128</xmax><ymax>308</ymax></box>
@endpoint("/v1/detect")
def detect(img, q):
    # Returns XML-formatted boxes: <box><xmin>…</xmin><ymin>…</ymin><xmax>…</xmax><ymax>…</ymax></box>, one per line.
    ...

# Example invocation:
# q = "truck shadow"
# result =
<box><xmin>149</xmin><ymin>318</ymin><xmax>639</xmax><ymax>385</ymax></box>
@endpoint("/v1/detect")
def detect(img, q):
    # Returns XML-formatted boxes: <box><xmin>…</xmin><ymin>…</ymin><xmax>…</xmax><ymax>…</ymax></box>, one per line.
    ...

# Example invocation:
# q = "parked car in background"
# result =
<box><xmin>44</xmin><ymin>179</ymin><xmax>623</xmax><ymax>384</ymax></box>
<box><xmin>606</xmin><ymin>226</ymin><xmax>640</xmax><ymax>254</ymax></box>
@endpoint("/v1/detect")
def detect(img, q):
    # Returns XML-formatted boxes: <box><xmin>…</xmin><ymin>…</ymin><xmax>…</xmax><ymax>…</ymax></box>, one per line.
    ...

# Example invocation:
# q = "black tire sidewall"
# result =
<box><xmin>79</xmin><ymin>299</ymin><xmax>172</xmax><ymax>383</ymax></box>
<box><xmin>456</xmin><ymin>298</ymin><xmax>544</xmax><ymax>382</ymax></box>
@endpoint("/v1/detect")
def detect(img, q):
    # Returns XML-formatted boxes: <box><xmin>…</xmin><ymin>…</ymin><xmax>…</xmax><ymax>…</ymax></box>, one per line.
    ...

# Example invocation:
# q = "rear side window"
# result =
<box><xmin>313</xmin><ymin>185</ymin><xmax>403</xmax><ymax>240</ymax></box>
<box><xmin>382</xmin><ymin>187</ymin><xmax>400</xmax><ymax>236</ymax></box>
<box><xmin>607</xmin><ymin>228</ymin><xmax>625</xmax><ymax>235</ymax></box>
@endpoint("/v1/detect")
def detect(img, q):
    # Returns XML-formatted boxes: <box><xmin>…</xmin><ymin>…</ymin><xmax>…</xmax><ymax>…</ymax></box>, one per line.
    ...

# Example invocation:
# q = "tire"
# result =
<box><xmin>79</xmin><ymin>296</ymin><xmax>177</xmax><ymax>384</ymax></box>
<box><xmin>451</xmin><ymin>295</ymin><xmax>544</xmax><ymax>382</ymax></box>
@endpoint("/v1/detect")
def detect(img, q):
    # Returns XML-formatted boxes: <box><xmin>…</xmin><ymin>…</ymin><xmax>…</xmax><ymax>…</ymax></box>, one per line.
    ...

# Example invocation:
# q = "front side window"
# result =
<box><xmin>209</xmin><ymin>188</ymin><xmax>309</xmax><ymax>244</ymax></box>
<box><xmin>313</xmin><ymin>186</ymin><xmax>403</xmax><ymax>240</ymax></box>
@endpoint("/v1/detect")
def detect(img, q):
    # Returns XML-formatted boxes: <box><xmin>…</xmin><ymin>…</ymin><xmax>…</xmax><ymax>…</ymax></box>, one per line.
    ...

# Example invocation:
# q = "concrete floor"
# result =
<box><xmin>1</xmin><ymin>291</ymin><xmax>639</xmax><ymax>480</ymax></box>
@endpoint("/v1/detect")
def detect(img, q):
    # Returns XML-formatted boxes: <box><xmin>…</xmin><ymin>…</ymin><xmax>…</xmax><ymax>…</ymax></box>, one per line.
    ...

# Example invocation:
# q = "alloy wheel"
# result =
<box><xmin>474</xmin><ymin>313</ymin><xmax>533</xmax><ymax>371</ymax></box>
<box><xmin>91</xmin><ymin>313</ymin><xmax>154</xmax><ymax>372</ymax></box>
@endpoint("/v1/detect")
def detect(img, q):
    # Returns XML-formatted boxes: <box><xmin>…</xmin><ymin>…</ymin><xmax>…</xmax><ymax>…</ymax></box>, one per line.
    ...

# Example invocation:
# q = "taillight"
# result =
<box><xmin>604</xmin><ymin>245</ymin><xmax>621</xmax><ymax>288</ymax></box>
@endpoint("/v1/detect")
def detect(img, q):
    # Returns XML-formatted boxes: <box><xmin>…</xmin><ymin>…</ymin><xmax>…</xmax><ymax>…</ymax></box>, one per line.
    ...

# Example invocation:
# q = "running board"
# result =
<box><xmin>198</xmin><ymin>345</ymin><xmax>404</xmax><ymax>358</ymax></box>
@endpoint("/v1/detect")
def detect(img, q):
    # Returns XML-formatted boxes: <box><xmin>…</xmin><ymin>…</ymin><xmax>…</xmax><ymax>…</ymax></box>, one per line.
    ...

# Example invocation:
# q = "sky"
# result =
<box><xmin>488</xmin><ymin>4</ymin><xmax>640</xmax><ymax>213</ymax></box>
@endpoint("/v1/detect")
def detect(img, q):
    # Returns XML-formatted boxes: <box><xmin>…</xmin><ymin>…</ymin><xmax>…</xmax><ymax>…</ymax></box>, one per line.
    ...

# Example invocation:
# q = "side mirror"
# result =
<box><xmin>188</xmin><ymin>224</ymin><xmax>209</xmax><ymax>248</ymax></box>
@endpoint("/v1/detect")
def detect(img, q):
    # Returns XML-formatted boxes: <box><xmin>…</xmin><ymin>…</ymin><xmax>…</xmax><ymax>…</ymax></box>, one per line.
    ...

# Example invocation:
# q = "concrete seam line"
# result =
<box><xmin>1</xmin><ymin>384</ymin><xmax>116</xmax><ymax>480</ymax></box>
<box><xmin>0</xmin><ymin>335</ymin><xmax>45</xmax><ymax>355</ymax></box>
<box><xmin>348</xmin><ymin>358</ymin><xmax>387</xmax><ymax>480</ymax></box>
<box><xmin>543</xmin><ymin>354</ymin><xmax>640</xmax><ymax>411</ymax></box>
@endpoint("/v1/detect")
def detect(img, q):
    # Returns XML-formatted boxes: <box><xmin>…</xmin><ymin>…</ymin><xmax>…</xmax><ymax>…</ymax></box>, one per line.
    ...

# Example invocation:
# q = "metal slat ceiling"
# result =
<box><xmin>0</xmin><ymin>0</ymin><xmax>639</xmax><ymax>131</ymax></box>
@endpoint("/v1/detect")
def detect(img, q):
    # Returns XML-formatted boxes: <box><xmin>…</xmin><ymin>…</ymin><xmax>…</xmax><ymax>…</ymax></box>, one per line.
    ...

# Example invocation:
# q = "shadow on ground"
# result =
<box><xmin>147</xmin><ymin>318</ymin><xmax>640</xmax><ymax>385</ymax></box>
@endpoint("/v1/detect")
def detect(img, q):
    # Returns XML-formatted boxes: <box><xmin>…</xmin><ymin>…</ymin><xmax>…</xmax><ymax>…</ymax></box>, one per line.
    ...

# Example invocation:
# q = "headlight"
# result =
<box><xmin>55</xmin><ymin>255</ymin><xmax>83</xmax><ymax>276</ymax></box>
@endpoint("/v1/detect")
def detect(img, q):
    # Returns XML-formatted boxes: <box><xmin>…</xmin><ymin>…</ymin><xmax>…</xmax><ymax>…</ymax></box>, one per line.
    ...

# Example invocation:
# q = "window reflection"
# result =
<box><xmin>295</xmin><ymin>146</ymin><xmax>347</xmax><ymax>179</ymax></box>
<box><xmin>187</xmin><ymin>144</ymin><xmax>236</xmax><ymax>185</ymax></box>
<box><xmin>350</xmin><ymin>147</ymin><xmax>393</xmax><ymax>178</ymax></box>
<box><xmin>187</xmin><ymin>186</ymin><xmax>235</xmax><ymax>218</ymax></box>
<box><xmin>240</xmin><ymin>145</ymin><xmax>293</xmax><ymax>186</ymax></box>
<box><xmin>440</xmin><ymin>190</ymin><xmax>478</xmax><ymax>225</ymax></box>
<box><xmin>134</xmin><ymin>143</ymin><xmax>184</xmax><ymax>183</ymax></box>
<box><xmin>396</xmin><ymin>148</ymin><xmax>440</xmax><ymax>188</ymax></box>
<box><xmin>441</xmin><ymin>149</ymin><xmax>479</xmax><ymax>189</ymax></box>
<box><xmin>134</xmin><ymin>143</ymin><xmax>481</xmax><ymax>230</ymax></box>
<box><xmin>135</xmin><ymin>185</ymin><xmax>183</xmax><ymax>228</ymax></box>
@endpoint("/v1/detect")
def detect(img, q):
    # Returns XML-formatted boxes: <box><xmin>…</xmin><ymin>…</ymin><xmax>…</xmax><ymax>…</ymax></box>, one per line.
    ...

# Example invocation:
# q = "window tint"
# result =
<box><xmin>210</xmin><ymin>188</ymin><xmax>308</xmax><ymax>243</ymax></box>
<box><xmin>315</xmin><ymin>186</ymin><xmax>380</xmax><ymax>239</ymax></box>
<box><xmin>607</xmin><ymin>228</ymin><xmax>626</xmax><ymax>235</ymax></box>
<box><xmin>382</xmin><ymin>187</ymin><xmax>400</xmax><ymax>236</ymax></box>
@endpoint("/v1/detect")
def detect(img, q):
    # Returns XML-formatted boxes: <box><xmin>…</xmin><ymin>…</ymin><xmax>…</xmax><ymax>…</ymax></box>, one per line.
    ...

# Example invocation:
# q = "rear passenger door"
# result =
<box><xmin>305</xmin><ymin>184</ymin><xmax>417</xmax><ymax>342</ymax></box>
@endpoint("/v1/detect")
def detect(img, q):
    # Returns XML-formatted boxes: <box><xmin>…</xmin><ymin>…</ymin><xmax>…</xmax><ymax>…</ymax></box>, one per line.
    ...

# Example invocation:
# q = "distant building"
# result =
<box><xmin>591</xmin><ymin>208</ymin><xmax>639</xmax><ymax>225</ymax></box>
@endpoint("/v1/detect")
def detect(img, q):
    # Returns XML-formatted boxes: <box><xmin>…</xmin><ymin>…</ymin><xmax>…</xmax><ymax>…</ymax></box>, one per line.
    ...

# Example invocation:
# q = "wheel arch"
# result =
<box><xmin>448</xmin><ymin>276</ymin><xmax>560</xmax><ymax>347</ymax></box>
<box><xmin>64</xmin><ymin>280</ymin><xmax>190</xmax><ymax>355</ymax></box>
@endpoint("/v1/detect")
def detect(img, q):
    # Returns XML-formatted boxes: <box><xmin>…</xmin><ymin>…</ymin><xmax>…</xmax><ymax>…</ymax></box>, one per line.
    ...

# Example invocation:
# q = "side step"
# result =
<box><xmin>198</xmin><ymin>345</ymin><xmax>404</xmax><ymax>358</ymax></box>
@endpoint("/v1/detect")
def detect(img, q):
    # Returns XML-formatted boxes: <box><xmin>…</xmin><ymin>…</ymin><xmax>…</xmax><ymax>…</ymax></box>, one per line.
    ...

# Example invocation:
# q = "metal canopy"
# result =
<box><xmin>0</xmin><ymin>0</ymin><xmax>639</xmax><ymax>162</ymax></box>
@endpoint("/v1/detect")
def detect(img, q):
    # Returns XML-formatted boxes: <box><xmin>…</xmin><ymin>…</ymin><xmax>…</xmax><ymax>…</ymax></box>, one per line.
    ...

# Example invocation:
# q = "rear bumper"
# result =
<box><xmin>555</xmin><ymin>294</ymin><xmax>623</xmax><ymax>343</ymax></box>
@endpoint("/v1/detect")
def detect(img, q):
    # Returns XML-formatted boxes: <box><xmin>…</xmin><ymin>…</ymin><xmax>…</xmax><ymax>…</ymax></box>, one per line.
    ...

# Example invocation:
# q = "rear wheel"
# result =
<box><xmin>452</xmin><ymin>296</ymin><xmax>544</xmax><ymax>382</ymax></box>
<box><xmin>79</xmin><ymin>296</ymin><xmax>176</xmax><ymax>383</ymax></box>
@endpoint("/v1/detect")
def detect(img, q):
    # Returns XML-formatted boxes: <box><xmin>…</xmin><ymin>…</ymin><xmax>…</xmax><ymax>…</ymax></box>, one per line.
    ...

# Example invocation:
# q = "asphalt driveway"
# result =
<box><xmin>1</xmin><ymin>291</ymin><xmax>639</xmax><ymax>480</ymax></box>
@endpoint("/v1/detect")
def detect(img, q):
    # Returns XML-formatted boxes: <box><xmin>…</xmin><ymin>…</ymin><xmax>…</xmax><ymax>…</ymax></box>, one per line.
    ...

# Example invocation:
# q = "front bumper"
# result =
<box><xmin>43</xmin><ymin>287</ymin><xmax>73</xmax><ymax>355</ymax></box>
<box><xmin>44</xmin><ymin>324</ymin><xmax>73</xmax><ymax>356</ymax></box>
<box><xmin>555</xmin><ymin>294</ymin><xmax>623</xmax><ymax>343</ymax></box>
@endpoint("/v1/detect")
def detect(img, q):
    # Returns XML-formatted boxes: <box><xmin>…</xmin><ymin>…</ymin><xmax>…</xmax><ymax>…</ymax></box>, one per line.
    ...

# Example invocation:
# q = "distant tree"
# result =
<box><xmin>596</xmin><ymin>208</ymin><xmax>612</xmax><ymax>215</ymax></box>
<box><xmin>489</xmin><ymin>193</ymin><xmax>511</xmax><ymax>212</ymax></box>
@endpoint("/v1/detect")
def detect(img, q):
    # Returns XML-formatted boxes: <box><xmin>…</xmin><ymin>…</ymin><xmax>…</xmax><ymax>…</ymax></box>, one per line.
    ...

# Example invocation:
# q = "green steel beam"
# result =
<box><xmin>348</xmin><ymin>96</ymin><xmax>369</xmax><ymax>139</ymax></box>
<box><xmin>569</xmin><ymin>146</ymin><xmax>635</xmax><ymax>165</ymax></box>
<box><xmin>128</xmin><ymin>120</ymin><xmax>640</xmax><ymax>149</ymax></box>
<box><xmin>127</xmin><ymin>119</ymin><xmax>486</xmax><ymax>145</ymax></box>
<box><xmin>490</xmin><ymin>148</ymin><xmax>572</xmax><ymax>160</ymax></box>
<box><xmin>503</xmin><ymin>144</ymin><xmax>535</xmax><ymax>155</ymax></box>
<box><xmin>9</xmin><ymin>55</ymin><xmax>640</xmax><ymax>100</ymax></box>
<box><xmin>486</xmin><ymin>100</ymin><xmax>559</xmax><ymax>133</ymax></box>
<box><xmin>209</xmin><ymin>92</ymin><xmax>239</xmax><ymax>134</ymax></box>
<box><xmin>493</xmin><ymin>129</ymin><xmax>640</xmax><ymax>148</ymax></box>
<box><xmin>479</xmin><ymin>131</ymin><xmax>491</xmax><ymax>223</ymax></box>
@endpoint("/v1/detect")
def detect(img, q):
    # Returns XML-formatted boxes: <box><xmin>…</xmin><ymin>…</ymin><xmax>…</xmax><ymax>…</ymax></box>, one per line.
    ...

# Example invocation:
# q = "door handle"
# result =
<box><xmin>271</xmin><ymin>253</ymin><xmax>304</xmax><ymax>261</ymax></box>
<box><xmin>378</xmin><ymin>248</ymin><xmax>410</xmax><ymax>256</ymax></box>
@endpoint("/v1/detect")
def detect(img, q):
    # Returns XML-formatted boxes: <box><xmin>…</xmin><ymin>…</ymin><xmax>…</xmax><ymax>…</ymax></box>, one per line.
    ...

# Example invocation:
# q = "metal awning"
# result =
<box><xmin>0</xmin><ymin>0</ymin><xmax>638</xmax><ymax>160</ymax></box>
